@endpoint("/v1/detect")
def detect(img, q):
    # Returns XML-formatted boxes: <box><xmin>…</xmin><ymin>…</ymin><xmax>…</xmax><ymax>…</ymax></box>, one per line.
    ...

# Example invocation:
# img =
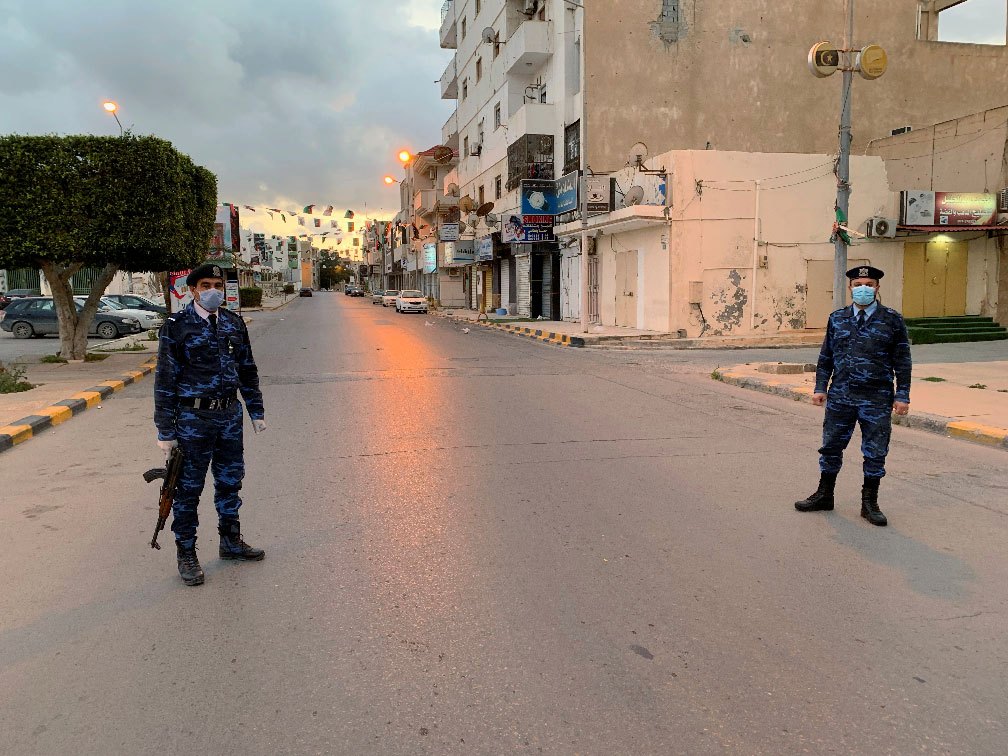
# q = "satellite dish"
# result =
<box><xmin>486</xmin><ymin>212</ymin><xmax>499</xmax><ymax>225</ymax></box>
<box><xmin>482</xmin><ymin>27</ymin><xmax>496</xmax><ymax>44</ymax></box>
<box><xmin>446</xmin><ymin>206</ymin><xmax>461</xmax><ymax>222</ymax></box>
<box><xmin>628</xmin><ymin>142</ymin><xmax>649</xmax><ymax>167</ymax></box>
<box><xmin>458</xmin><ymin>220</ymin><xmax>468</xmax><ymax>233</ymax></box>
<box><xmin>467</xmin><ymin>214</ymin><xmax>479</xmax><ymax>227</ymax></box>
<box><xmin>476</xmin><ymin>201</ymin><xmax>495</xmax><ymax>217</ymax></box>
<box><xmin>459</xmin><ymin>195</ymin><xmax>474</xmax><ymax>214</ymax></box>
<box><xmin>625</xmin><ymin>186</ymin><xmax>645</xmax><ymax>206</ymax></box>
<box><xmin>447</xmin><ymin>182</ymin><xmax>459</xmax><ymax>196</ymax></box>
<box><xmin>433</xmin><ymin>145</ymin><xmax>454</xmax><ymax>164</ymax></box>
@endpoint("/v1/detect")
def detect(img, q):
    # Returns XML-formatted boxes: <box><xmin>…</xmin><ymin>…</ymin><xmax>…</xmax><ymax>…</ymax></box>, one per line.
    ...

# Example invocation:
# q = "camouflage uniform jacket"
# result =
<box><xmin>814</xmin><ymin>305</ymin><xmax>912</xmax><ymax>404</ymax></box>
<box><xmin>154</xmin><ymin>303</ymin><xmax>265</xmax><ymax>441</ymax></box>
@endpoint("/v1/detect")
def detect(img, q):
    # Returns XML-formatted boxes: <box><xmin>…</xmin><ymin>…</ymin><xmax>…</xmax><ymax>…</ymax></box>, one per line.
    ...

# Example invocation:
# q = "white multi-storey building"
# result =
<box><xmin>439</xmin><ymin>0</ymin><xmax>583</xmax><ymax>318</ymax></box>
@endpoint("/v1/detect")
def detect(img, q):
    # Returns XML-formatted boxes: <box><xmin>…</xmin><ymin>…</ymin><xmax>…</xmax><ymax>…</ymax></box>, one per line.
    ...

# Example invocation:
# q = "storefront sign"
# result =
<box><xmin>477</xmin><ymin>235</ymin><xmax>494</xmax><ymax>262</ymax></box>
<box><xmin>440</xmin><ymin>223</ymin><xmax>460</xmax><ymax>242</ymax></box>
<box><xmin>521</xmin><ymin>179</ymin><xmax>559</xmax><ymax>215</ymax></box>
<box><xmin>423</xmin><ymin>243</ymin><xmax>438</xmax><ymax>274</ymax></box>
<box><xmin>555</xmin><ymin>171</ymin><xmax>580</xmax><ymax>215</ymax></box>
<box><xmin>586</xmin><ymin>175</ymin><xmax>613</xmax><ymax>214</ymax></box>
<box><xmin>502</xmin><ymin>214</ymin><xmax>555</xmax><ymax>243</ymax></box>
<box><xmin>902</xmin><ymin>190</ymin><xmax>998</xmax><ymax>226</ymax></box>
<box><xmin>443</xmin><ymin>240</ymin><xmax>475</xmax><ymax>265</ymax></box>
<box><xmin>224</xmin><ymin>280</ymin><xmax>240</xmax><ymax>311</ymax></box>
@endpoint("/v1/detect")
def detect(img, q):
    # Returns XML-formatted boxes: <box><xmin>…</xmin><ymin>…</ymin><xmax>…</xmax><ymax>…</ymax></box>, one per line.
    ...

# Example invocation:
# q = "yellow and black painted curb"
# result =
<box><xmin>438</xmin><ymin>313</ymin><xmax>585</xmax><ymax>347</ymax></box>
<box><xmin>0</xmin><ymin>358</ymin><xmax>158</xmax><ymax>454</ymax></box>
<box><xmin>713</xmin><ymin>369</ymin><xmax>1008</xmax><ymax>451</ymax></box>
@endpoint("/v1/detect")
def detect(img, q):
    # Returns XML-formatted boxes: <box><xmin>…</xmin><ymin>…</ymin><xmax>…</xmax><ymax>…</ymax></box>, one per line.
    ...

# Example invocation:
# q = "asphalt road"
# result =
<box><xmin>2</xmin><ymin>294</ymin><xmax>1006</xmax><ymax>755</ymax></box>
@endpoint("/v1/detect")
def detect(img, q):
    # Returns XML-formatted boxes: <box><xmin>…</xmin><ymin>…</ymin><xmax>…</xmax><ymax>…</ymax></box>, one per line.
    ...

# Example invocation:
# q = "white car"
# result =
<box><xmin>77</xmin><ymin>297</ymin><xmax>165</xmax><ymax>330</ymax></box>
<box><xmin>382</xmin><ymin>290</ymin><xmax>400</xmax><ymax>307</ymax></box>
<box><xmin>396</xmin><ymin>290</ymin><xmax>428</xmax><ymax>314</ymax></box>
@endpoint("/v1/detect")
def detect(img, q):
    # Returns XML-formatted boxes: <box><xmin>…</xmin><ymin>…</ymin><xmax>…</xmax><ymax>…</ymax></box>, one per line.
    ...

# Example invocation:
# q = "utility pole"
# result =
<box><xmin>579</xmin><ymin>0</ymin><xmax>590</xmax><ymax>334</ymax></box>
<box><xmin>833</xmin><ymin>0</ymin><xmax>854</xmax><ymax>312</ymax></box>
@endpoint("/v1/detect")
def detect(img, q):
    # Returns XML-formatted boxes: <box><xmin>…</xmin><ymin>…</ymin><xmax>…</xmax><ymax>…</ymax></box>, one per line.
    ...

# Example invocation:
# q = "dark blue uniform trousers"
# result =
<box><xmin>171</xmin><ymin>405</ymin><xmax>244</xmax><ymax>548</ymax></box>
<box><xmin>819</xmin><ymin>397</ymin><xmax>892</xmax><ymax>479</ymax></box>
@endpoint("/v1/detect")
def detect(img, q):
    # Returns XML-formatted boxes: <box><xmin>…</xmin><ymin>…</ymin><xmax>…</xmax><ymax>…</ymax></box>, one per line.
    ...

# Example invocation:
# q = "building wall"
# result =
<box><xmin>585</xmin><ymin>1</ymin><xmax>1008</xmax><ymax>169</ymax></box>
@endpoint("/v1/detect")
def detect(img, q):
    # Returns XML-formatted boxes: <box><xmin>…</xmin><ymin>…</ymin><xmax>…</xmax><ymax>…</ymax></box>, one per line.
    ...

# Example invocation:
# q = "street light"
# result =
<box><xmin>383</xmin><ymin>176</ymin><xmax>396</xmax><ymax>185</ymax></box>
<box><xmin>102</xmin><ymin>101</ymin><xmax>123</xmax><ymax>136</ymax></box>
<box><xmin>398</xmin><ymin>150</ymin><xmax>412</xmax><ymax>164</ymax></box>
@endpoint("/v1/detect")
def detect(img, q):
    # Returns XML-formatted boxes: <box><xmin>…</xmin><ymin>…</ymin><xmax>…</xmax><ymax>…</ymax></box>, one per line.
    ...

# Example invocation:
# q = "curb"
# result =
<box><xmin>0</xmin><ymin>357</ymin><xmax>158</xmax><ymax>454</ymax></box>
<box><xmin>435</xmin><ymin>312</ymin><xmax>582</xmax><ymax>347</ymax></box>
<box><xmin>713</xmin><ymin>370</ymin><xmax>1008</xmax><ymax>452</ymax></box>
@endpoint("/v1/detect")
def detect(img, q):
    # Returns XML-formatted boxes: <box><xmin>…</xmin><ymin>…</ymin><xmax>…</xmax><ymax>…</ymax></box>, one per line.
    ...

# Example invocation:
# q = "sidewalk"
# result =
<box><xmin>435</xmin><ymin>308</ymin><xmax>825</xmax><ymax>349</ymax></box>
<box><xmin>241</xmin><ymin>292</ymin><xmax>298</xmax><ymax>313</ymax></box>
<box><xmin>715</xmin><ymin>361</ymin><xmax>1008</xmax><ymax>450</ymax></box>
<box><xmin>0</xmin><ymin>351</ymin><xmax>157</xmax><ymax>452</ymax></box>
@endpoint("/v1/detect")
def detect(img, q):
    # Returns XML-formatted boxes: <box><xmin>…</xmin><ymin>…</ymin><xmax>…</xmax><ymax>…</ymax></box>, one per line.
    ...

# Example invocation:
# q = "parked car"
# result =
<box><xmin>102</xmin><ymin>293</ymin><xmax>168</xmax><ymax>315</ymax></box>
<box><xmin>299</xmin><ymin>287</ymin><xmax>313</xmax><ymax>297</ymax></box>
<box><xmin>0</xmin><ymin>288</ymin><xmax>42</xmax><ymax>309</ymax></box>
<box><xmin>396</xmin><ymin>290</ymin><xmax>428</xmax><ymax>314</ymax></box>
<box><xmin>381</xmin><ymin>290</ymin><xmax>400</xmax><ymax>307</ymax></box>
<box><xmin>348</xmin><ymin>286</ymin><xmax>365</xmax><ymax>297</ymax></box>
<box><xmin>0</xmin><ymin>297</ymin><xmax>142</xmax><ymax>339</ymax></box>
<box><xmin>371</xmin><ymin>289</ymin><xmax>385</xmax><ymax>304</ymax></box>
<box><xmin>76</xmin><ymin>296</ymin><xmax>164</xmax><ymax>330</ymax></box>
<box><xmin>344</xmin><ymin>284</ymin><xmax>352</xmax><ymax>295</ymax></box>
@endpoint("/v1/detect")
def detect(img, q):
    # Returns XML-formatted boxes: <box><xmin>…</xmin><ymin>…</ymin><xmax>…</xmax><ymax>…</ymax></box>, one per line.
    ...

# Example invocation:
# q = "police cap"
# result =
<box><xmin>186</xmin><ymin>263</ymin><xmax>226</xmax><ymax>287</ymax></box>
<box><xmin>846</xmin><ymin>265</ymin><xmax>884</xmax><ymax>281</ymax></box>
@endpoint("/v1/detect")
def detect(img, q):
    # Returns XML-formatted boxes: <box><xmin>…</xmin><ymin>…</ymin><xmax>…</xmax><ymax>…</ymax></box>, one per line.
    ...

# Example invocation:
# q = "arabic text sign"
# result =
<box><xmin>477</xmin><ymin>235</ymin><xmax>494</xmax><ymax>262</ymax></box>
<box><xmin>502</xmin><ymin>214</ymin><xmax>555</xmax><ymax>243</ymax></box>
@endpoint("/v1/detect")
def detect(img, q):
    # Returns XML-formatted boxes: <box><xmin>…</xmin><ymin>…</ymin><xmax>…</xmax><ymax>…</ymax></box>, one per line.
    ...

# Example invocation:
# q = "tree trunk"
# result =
<box><xmin>159</xmin><ymin>272</ymin><xmax>173</xmax><ymax>314</ymax></box>
<box><xmin>41</xmin><ymin>261</ymin><xmax>120</xmax><ymax>361</ymax></box>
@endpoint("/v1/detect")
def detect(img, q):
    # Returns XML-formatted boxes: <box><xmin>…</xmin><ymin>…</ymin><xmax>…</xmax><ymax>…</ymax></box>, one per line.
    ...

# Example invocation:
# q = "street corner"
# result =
<box><xmin>713</xmin><ymin>364</ymin><xmax>816</xmax><ymax>405</ymax></box>
<box><xmin>0</xmin><ymin>354</ymin><xmax>157</xmax><ymax>454</ymax></box>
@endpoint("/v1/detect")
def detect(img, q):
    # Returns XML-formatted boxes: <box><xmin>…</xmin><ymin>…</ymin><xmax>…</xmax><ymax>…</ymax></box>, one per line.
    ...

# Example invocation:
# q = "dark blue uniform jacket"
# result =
<box><xmin>815</xmin><ymin>305</ymin><xmax>912</xmax><ymax>404</ymax></box>
<box><xmin>154</xmin><ymin>303</ymin><xmax>265</xmax><ymax>441</ymax></box>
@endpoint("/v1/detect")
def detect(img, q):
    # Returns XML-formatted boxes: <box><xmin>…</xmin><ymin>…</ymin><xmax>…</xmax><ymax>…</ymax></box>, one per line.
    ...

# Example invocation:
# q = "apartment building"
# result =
<box><xmin>439</xmin><ymin>0</ymin><xmax>583</xmax><ymax>318</ymax></box>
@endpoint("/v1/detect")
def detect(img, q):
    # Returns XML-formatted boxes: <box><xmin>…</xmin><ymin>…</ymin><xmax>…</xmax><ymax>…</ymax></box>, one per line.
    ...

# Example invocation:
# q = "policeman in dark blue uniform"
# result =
<box><xmin>795</xmin><ymin>265</ymin><xmax>912</xmax><ymax>526</ymax></box>
<box><xmin>154</xmin><ymin>264</ymin><xmax>266</xmax><ymax>586</ymax></box>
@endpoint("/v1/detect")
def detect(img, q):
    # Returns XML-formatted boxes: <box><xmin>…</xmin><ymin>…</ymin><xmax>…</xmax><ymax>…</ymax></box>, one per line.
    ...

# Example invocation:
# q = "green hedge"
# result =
<box><xmin>239</xmin><ymin>287</ymin><xmax>263</xmax><ymax>307</ymax></box>
<box><xmin>283</xmin><ymin>283</ymin><xmax>295</xmax><ymax>295</ymax></box>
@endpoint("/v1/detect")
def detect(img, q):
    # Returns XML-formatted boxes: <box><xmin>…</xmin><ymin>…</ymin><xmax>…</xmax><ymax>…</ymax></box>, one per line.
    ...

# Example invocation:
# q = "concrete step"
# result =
<box><xmin>904</xmin><ymin>316</ymin><xmax>997</xmax><ymax>328</ymax></box>
<box><xmin>909</xmin><ymin>329</ymin><xmax>1008</xmax><ymax>345</ymax></box>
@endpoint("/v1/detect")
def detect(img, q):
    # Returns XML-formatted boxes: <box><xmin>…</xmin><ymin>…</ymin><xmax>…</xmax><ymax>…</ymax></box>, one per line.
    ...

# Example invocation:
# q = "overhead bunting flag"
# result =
<box><xmin>280</xmin><ymin>215</ymin><xmax>286</xmax><ymax>223</ymax></box>
<box><xmin>303</xmin><ymin>204</ymin><xmax>315</xmax><ymax>214</ymax></box>
<box><xmin>267</xmin><ymin>212</ymin><xmax>273</xmax><ymax>219</ymax></box>
<box><xmin>243</xmin><ymin>205</ymin><xmax>255</xmax><ymax>211</ymax></box>
<box><xmin>331</xmin><ymin>220</ymin><xmax>337</xmax><ymax>228</ymax></box>
<box><xmin>323</xmin><ymin>206</ymin><xmax>334</xmax><ymax>216</ymax></box>
<box><xmin>314</xmin><ymin>218</ymin><xmax>321</xmax><ymax>227</ymax></box>
<box><xmin>344</xmin><ymin>210</ymin><xmax>354</xmax><ymax>219</ymax></box>
<box><xmin>298</xmin><ymin>216</ymin><xmax>305</xmax><ymax>226</ymax></box>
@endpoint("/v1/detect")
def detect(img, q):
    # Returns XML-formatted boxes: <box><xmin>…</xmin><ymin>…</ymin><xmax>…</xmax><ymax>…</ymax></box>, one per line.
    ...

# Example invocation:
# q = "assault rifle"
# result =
<box><xmin>143</xmin><ymin>446</ymin><xmax>184</xmax><ymax>550</ymax></box>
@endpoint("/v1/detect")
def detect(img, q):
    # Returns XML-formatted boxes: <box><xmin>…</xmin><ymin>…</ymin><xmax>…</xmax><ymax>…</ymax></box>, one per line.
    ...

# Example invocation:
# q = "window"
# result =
<box><xmin>462</xmin><ymin>78</ymin><xmax>468</xmax><ymax>100</ymax></box>
<box><xmin>476</xmin><ymin>57</ymin><xmax>482</xmax><ymax>83</ymax></box>
<box><xmin>918</xmin><ymin>0</ymin><xmax>1007</xmax><ymax>44</ymax></box>
<box><xmin>494</xmin><ymin>102</ymin><xmax>501</xmax><ymax>129</ymax></box>
<box><xmin>564</xmin><ymin>120</ymin><xmax>581</xmax><ymax>175</ymax></box>
<box><xmin>461</xmin><ymin>17</ymin><xmax>467</xmax><ymax>40</ymax></box>
<box><xmin>495</xmin><ymin>175</ymin><xmax>502</xmax><ymax>199</ymax></box>
<box><xmin>475</xmin><ymin>0</ymin><xmax>481</xmax><ymax>15</ymax></box>
<box><xmin>464</xmin><ymin>135</ymin><xmax>469</xmax><ymax>157</ymax></box>
<box><xmin>479</xmin><ymin>185</ymin><xmax>485</xmax><ymax>205</ymax></box>
<box><xmin>540</xmin><ymin>85</ymin><xmax>547</xmax><ymax>104</ymax></box>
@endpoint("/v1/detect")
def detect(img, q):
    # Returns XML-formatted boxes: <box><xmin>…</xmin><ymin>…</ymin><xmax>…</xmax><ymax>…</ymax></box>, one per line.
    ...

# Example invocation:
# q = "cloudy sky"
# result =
<box><xmin>0</xmin><ymin>0</ymin><xmax>453</xmax><ymax>221</ymax></box>
<box><xmin>0</xmin><ymin>0</ymin><xmax>1002</xmax><ymax>227</ymax></box>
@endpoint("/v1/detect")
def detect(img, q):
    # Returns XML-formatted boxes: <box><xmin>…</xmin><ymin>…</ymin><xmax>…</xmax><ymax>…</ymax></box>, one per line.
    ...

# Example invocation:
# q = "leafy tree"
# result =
<box><xmin>0</xmin><ymin>134</ymin><xmax>216</xmax><ymax>360</ymax></box>
<box><xmin>319</xmin><ymin>250</ymin><xmax>351</xmax><ymax>290</ymax></box>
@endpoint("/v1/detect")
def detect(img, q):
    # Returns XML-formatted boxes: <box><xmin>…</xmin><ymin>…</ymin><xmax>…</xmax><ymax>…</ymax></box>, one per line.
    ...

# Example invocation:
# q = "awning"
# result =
<box><xmin>898</xmin><ymin>224</ymin><xmax>1008</xmax><ymax>233</ymax></box>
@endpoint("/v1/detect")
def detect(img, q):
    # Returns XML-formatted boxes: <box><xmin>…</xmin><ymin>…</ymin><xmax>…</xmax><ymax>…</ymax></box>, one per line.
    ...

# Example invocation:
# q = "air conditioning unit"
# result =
<box><xmin>866</xmin><ymin>216</ymin><xmax>897</xmax><ymax>238</ymax></box>
<box><xmin>999</xmin><ymin>188</ymin><xmax>1008</xmax><ymax>212</ymax></box>
<box><xmin>522</xmin><ymin>0</ymin><xmax>539</xmax><ymax>16</ymax></box>
<box><xmin>471</xmin><ymin>141</ymin><xmax>483</xmax><ymax>156</ymax></box>
<box><xmin>890</xmin><ymin>125</ymin><xmax>913</xmax><ymax>136</ymax></box>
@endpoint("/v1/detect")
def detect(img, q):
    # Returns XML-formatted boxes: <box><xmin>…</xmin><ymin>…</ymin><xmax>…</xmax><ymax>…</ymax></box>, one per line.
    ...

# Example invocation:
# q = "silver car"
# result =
<box><xmin>381</xmin><ymin>290</ymin><xmax>400</xmax><ymax>307</ymax></box>
<box><xmin>371</xmin><ymin>289</ymin><xmax>385</xmax><ymax>304</ymax></box>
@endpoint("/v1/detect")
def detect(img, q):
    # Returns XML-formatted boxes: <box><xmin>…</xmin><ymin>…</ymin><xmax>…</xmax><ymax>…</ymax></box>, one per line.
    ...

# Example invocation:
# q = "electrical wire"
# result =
<box><xmin>707</xmin><ymin>160</ymin><xmax>837</xmax><ymax>184</ymax></box>
<box><xmin>880</xmin><ymin>119</ymin><xmax>1008</xmax><ymax>161</ymax></box>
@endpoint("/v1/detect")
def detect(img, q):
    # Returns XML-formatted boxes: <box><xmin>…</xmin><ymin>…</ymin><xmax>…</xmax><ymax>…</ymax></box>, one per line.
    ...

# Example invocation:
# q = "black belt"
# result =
<box><xmin>179</xmin><ymin>395</ymin><xmax>237</xmax><ymax>411</ymax></box>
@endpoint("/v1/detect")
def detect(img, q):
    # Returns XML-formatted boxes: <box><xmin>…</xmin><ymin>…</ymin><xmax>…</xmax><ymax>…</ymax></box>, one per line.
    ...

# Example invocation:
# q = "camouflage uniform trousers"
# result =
<box><xmin>171</xmin><ymin>404</ymin><xmax>245</xmax><ymax>548</ymax></box>
<box><xmin>818</xmin><ymin>396</ymin><xmax>893</xmax><ymax>479</ymax></box>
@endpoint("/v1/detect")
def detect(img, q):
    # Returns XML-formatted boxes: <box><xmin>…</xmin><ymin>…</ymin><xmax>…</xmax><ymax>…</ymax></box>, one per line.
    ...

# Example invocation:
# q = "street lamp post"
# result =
<box><xmin>102</xmin><ymin>101</ymin><xmax>123</xmax><ymax>136</ymax></box>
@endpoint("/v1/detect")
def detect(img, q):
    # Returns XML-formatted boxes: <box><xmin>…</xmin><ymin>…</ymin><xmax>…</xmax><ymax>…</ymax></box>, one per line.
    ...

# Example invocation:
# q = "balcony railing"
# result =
<box><xmin>440</xmin><ymin>58</ymin><xmax>458</xmax><ymax>100</ymax></box>
<box><xmin>440</xmin><ymin>0</ymin><xmax>457</xmax><ymax>49</ymax></box>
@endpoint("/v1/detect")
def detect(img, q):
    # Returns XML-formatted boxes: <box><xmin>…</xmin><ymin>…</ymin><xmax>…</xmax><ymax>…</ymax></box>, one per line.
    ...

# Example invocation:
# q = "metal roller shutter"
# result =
<box><xmin>516</xmin><ymin>255</ymin><xmax>531</xmax><ymax>317</ymax></box>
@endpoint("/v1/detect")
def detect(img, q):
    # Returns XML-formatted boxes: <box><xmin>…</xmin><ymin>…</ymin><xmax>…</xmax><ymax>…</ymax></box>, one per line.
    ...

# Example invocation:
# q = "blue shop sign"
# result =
<box><xmin>477</xmin><ymin>235</ymin><xmax>494</xmax><ymax>262</ymax></box>
<box><xmin>520</xmin><ymin>179</ymin><xmax>558</xmax><ymax>216</ymax></box>
<box><xmin>555</xmin><ymin>171</ymin><xmax>579</xmax><ymax>215</ymax></box>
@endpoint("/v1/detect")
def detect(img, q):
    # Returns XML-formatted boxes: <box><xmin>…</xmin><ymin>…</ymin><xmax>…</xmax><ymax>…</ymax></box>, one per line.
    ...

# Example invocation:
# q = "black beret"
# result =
<box><xmin>186</xmin><ymin>263</ymin><xmax>226</xmax><ymax>286</ymax></box>
<box><xmin>846</xmin><ymin>265</ymin><xmax>884</xmax><ymax>281</ymax></box>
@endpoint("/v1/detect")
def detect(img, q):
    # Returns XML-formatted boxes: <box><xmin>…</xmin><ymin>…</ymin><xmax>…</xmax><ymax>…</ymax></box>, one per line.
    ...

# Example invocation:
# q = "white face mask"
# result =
<box><xmin>198</xmin><ymin>288</ymin><xmax>225</xmax><ymax>311</ymax></box>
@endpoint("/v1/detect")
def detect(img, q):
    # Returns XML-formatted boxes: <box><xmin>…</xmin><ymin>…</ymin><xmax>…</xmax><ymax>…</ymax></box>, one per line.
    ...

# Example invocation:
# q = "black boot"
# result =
<box><xmin>176</xmin><ymin>542</ymin><xmax>205</xmax><ymax>586</ymax></box>
<box><xmin>860</xmin><ymin>477</ymin><xmax>888</xmax><ymax>526</ymax></box>
<box><xmin>795</xmin><ymin>472</ymin><xmax>837</xmax><ymax>512</ymax></box>
<box><xmin>219</xmin><ymin>520</ymin><xmax>265</xmax><ymax>561</ymax></box>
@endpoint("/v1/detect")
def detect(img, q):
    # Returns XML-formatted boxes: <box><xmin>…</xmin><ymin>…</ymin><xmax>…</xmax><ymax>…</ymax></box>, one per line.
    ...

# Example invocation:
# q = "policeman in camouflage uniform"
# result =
<box><xmin>795</xmin><ymin>265</ymin><xmax>912</xmax><ymax>526</ymax></box>
<box><xmin>155</xmin><ymin>264</ymin><xmax>266</xmax><ymax>586</ymax></box>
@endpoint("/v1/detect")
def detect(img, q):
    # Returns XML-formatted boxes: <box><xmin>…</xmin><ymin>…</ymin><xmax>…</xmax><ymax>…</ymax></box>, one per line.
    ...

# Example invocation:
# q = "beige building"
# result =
<box><xmin>868</xmin><ymin>103</ymin><xmax>1008</xmax><ymax>325</ymax></box>
<box><xmin>585</xmin><ymin>1</ymin><xmax>1008</xmax><ymax>170</ymax></box>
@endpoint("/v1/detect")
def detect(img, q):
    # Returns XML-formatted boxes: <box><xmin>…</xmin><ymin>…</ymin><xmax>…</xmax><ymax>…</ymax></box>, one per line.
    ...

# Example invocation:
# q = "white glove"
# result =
<box><xmin>157</xmin><ymin>439</ymin><xmax>178</xmax><ymax>457</ymax></box>
<box><xmin>252</xmin><ymin>419</ymin><xmax>267</xmax><ymax>434</ymax></box>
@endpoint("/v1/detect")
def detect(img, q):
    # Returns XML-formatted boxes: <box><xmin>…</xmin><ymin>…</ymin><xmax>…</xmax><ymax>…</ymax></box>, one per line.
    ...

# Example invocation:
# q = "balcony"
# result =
<box><xmin>509</xmin><ymin>101</ymin><xmax>557</xmax><ymax>139</ymax></box>
<box><xmin>415</xmin><ymin>189</ymin><xmax>438</xmax><ymax>217</ymax></box>
<box><xmin>442</xmin><ymin>111</ymin><xmax>459</xmax><ymax>151</ymax></box>
<box><xmin>505</xmin><ymin>20</ymin><xmax>551</xmax><ymax>74</ymax></box>
<box><xmin>440</xmin><ymin>0</ymin><xmax>457</xmax><ymax>49</ymax></box>
<box><xmin>440</xmin><ymin>58</ymin><xmax>457</xmax><ymax>100</ymax></box>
